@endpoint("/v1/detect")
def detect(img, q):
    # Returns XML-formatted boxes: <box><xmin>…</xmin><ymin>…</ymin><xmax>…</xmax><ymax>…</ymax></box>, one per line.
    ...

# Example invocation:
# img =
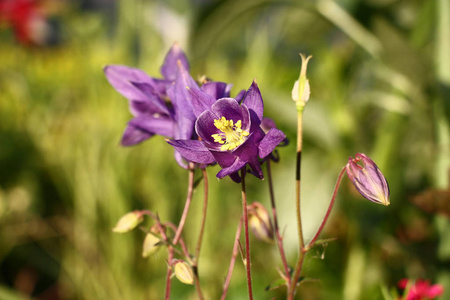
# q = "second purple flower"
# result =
<box><xmin>167</xmin><ymin>81</ymin><xmax>286</xmax><ymax>182</ymax></box>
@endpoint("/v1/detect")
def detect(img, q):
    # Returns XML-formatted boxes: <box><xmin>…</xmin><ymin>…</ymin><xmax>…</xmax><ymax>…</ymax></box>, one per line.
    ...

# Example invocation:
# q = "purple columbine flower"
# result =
<box><xmin>346</xmin><ymin>153</ymin><xmax>390</xmax><ymax>206</ymax></box>
<box><xmin>167</xmin><ymin>81</ymin><xmax>286</xmax><ymax>182</ymax></box>
<box><xmin>104</xmin><ymin>43</ymin><xmax>233</xmax><ymax>167</ymax></box>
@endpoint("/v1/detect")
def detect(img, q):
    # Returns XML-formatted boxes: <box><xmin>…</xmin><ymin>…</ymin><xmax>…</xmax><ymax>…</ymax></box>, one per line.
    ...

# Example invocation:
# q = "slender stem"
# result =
<box><xmin>141</xmin><ymin>211</ymin><xmax>174</xmax><ymax>300</ymax></box>
<box><xmin>165</xmin><ymin>248</ymin><xmax>174</xmax><ymax>300</ymax></box>
<box><xmin>221</xmin><ymin>217</ymin><xmax>244</xmax><ymax>300</ymax></box>
<box><xmin>164</xmin><ymin>222</ymin><xmax>192</xmax><ymax>263</ymax></box>
<box><xmin>288</xmin><ymin>108</ymin><xmax>305</xmax><ymax>299</ymax></box>
<box><xmin>241</xmin><ymin>169</ymin><xmax>253</xmax><ymax>300</ymax></box>
<box><xmin>266</xmin><ymin>160</ymin><xmax>291</xmax><ymax>284</ymax></box>
<box><xmin>173</xmin><ymin>163</ymin><xmax>196</xmax><ymax>245</ymax></box>
<box><xmin>192</xmin><ymin>168</ymin><xmax>209</xmax><ymax>300</ymax></box>
<box><xmin>195</xmin><ymin>168</ymin><xmax>209</xmax><ymax>263</ymax></box>
<box><xmin>193</xmin><ymin>273</ymin><xmax>204</xmax><ymax>300</ymax></box>
<box><xmin>305</xmin><ymin>167</ymin><xmax>346</xmax><ymax>251</ymax></box>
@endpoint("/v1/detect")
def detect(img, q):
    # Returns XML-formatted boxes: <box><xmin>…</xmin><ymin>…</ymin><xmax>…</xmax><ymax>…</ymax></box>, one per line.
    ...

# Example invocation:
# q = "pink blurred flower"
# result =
<box><xmin>398</xmin><ymin>279</ymin><xmax>444</xmax><ymax>300</ymax></box>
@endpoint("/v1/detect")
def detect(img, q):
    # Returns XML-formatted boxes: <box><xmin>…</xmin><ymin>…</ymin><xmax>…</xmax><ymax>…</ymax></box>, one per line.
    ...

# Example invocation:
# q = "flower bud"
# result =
<box><xmin>346</xmin><ymin>153</ymin><xmax>390</xmax><ymax>206</ymax></box>
<box><xmin>142</xmin><ymin>233</ymin><xmax>161</xmax><ymax>258</ymax></box>
<box><xmin>173</xmin><ymin>260</ymin><xmax>194</xmax><ymax>285</ymax></box>
<box><xmin>112</xmin><ymin>211</ymin><xmax>144</xmax><ymax>233</ymax></box>
<box><xmin>247</xmin><ymin>202</ymin><xmax>274</xmax><ymax>243</ymax></box>
<box><xmin>292</xmin><ymin>54</ymin><xmax>312</xmax><ymax>108</ymax></box>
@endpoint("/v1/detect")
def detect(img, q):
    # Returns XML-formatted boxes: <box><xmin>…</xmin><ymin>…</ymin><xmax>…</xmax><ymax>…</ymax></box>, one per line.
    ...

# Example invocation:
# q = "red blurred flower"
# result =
<box><xmin>0</xmin><ymin>0</ymin><xmax>49</xmax><ymax>45</ymax></box>
<box><xmin>398</xmin><ymin>279</ymin><xmax>444</xmax><ymax>300</ymax></box>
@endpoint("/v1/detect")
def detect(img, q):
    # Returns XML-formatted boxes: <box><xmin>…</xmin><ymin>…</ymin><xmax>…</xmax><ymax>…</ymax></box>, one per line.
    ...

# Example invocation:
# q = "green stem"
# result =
<box><xmin>288</xmin><ymin>108</ymin><xmax>305</xmax><ymax>299</ymax></box>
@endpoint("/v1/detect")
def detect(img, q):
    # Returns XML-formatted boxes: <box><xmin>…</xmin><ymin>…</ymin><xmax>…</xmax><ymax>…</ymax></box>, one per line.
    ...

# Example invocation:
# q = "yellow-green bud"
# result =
<box><xmin>248</xmin><ymin>202</ymin><xmax>274</xmax><ymax>244</ymax></box>
<box><xmin>292</xmin><ymin>54</ymin><xmax>312</xmax><ymax>109</ymax></box>
<box><xmin>173</xmin><ymin>261</ymin><xmax>194</xmax><ymax>285</ymax></box>
<box><xmin>112</xmin><ymin>211</ymin><xmax>144</xmax><ymax>233</ymax></box>
<box><xmin>142</xmin><ymin>233</ymin><xmax>161</xmax><ymax>258</ymax></box>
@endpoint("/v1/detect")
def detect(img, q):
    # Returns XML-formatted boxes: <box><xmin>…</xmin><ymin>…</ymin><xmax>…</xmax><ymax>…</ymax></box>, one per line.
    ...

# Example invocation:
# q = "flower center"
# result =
<box><xmin>211</xmin><ymin>117</ymin><xmax>249</xmax><ymax>151</ymax></box>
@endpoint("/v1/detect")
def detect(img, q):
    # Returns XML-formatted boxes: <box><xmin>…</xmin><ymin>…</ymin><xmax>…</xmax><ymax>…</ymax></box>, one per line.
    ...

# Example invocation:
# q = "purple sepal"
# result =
<box><xmin>201</xmin><ymin>81</ymin><xmax>232</xmax><ymax>99</ymax></box>
<box><xmin>242</xmin><ymin>80</ymin><xmax>264</xmax><ymax>122</ymax></box>
<box><xmin>189</xmin><ymin>88</ymin><xmax>217</xmax><ymax>118</ymax></box>
<box><xmin>128</xmin><ymin>115</ymin><xmax>176</xmax><ymax>138</ymax></box>
<box><xmin>166</xmin><ymin>139</ymin><xmax>216</xmax><ymax>165</ymax></box>
<box><xmin>120</xmin><ymin>125</ymin><xmax>154</xmax><ymax>146</ymax></box>
<box><xmin>160</xmin><ymin>43</ymin><xmax>190</xmax><ymax>81</ymax></box>
<box><xmin>258</xmin><ymin>128</ymin><xmax>286</xmax><ymax>159</ymax></box>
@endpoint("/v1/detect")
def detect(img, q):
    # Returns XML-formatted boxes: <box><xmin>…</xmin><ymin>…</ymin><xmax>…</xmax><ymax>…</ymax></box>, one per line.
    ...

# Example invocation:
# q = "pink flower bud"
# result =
<box><xmin>346</xmin><ymin>153</ymin><xmax>390</xmax><ymax>206</ymax></box>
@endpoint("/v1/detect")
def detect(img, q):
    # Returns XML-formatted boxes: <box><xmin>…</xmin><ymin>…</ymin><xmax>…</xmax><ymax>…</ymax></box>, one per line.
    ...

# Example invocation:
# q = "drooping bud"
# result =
<box><xmin>346</xmin><ymin>153</ymin><xmax>390</xmax><ymax>206</ymax></box>
<box><xmin>142</xmin><ymin>233</ymin><xmax>161</xmax><ymax>258</ymax></box>
<box><xmin>292</xmin><ymin>54</ymin><xmax>312</xmax><ymax>109</ymax></box>
<box><xmin>112</xmin><ymin>211</ymin><xmax>144</xmax><ymax>233</ymax></box>
<box><xmin>247</xmin><ymin>202</ymin><xmax>274</xmax><ymax>243</ymax></box>
<box><xmin>173</xmin><ymin>260</ymin><xmax>194</xmax><ymax>285</ymax></box>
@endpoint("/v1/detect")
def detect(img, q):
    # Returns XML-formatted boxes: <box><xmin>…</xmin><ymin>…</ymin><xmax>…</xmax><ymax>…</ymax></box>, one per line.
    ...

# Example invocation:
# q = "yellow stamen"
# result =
<box><xmin>211</xmin><ymin>117</ymin><xmax>249</xmax><ymax>151</ymax></box>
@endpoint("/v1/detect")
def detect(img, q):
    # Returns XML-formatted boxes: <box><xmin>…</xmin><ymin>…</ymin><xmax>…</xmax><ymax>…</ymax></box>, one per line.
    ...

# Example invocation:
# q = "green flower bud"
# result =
<box><xmin>142</xmin><ymin>233</ymin><xmax>161</xmax><ymax>258</ymax></box>
<box><xmin>173</xmin><ymin>261</ymin><xmax>194</xmax><ymax>285</ymax></box>
<box><xmin>292</xmin><ymin>54</ymin><xmax>312</xmax><ymax>109</ymax></box>
<box><xmin>112</xmin><ymin>211</ymin><xmax>144</xmax><ymax>233</ymax></box>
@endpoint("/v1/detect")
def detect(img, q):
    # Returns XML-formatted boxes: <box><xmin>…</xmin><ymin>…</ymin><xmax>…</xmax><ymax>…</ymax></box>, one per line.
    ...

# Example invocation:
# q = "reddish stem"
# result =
<box><xmin>195</xmin><ymin>168</ymin><xmax>209</xmax><ymax>263</ymax></box>
<box><xmin>266</xmin><ymin>160</ymin><xmax>291</xmax><ymax>284</ymax></box>
<box><xmin>164</xmin><ymin>222</ymin><xmax>191</xmax><ymax>262</ymax></box>
<box><xmin>221</xmin><ymin>217</ymin><xmax>243</xmax><ymax>300</ymax></box>
<box><xmin>192</xmin><ymin>168</ymin><xmax>209</xmax><ymax>300</ymax></box>
<box><xmin>241</xmin><ymin>169</ymin><xmax>253</xmax><ymax>300</ymax></box>
<box><xmin>173</xmin><ymin>163</ymin><xmax>196</xmax><ymax>245</ymax></box>
<box><xmin>305</xmin><ymin>167</ymin><xmax>346</xmax><ymax>251</ymax></box>
<box><xmin>141</xmin><ymin>211</ymin><xmax>174</xmax><ymax>300</ymax></box>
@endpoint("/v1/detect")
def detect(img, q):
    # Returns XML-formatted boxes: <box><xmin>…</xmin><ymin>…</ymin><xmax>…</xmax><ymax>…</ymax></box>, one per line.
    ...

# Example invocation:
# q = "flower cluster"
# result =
<box><xmin>105</xmin><ymin>43</ymin><xmax>286</xmax><ymax>179</ymax></box>
<box><xmin>107</xmin><ymin>45</ymin><xmax>394</xmax><ymax>299</ymax></box>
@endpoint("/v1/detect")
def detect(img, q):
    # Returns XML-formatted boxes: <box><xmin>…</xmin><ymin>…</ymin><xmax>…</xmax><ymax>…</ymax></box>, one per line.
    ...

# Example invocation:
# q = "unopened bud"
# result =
<box><xmin>248</xmin><ymin>202</ymin><xmax>274</xmax><ymax>243</ymax></box>
<box><xmin>173</xmin><ymin>261</ymin><xmax>194</xmax><ymax>285</ymax></box>
<box><xmin>112</xmin><ymin>211</ymin><xmax>144</xmax><ymax>233</ymax></box>
<box><xmin>142</xmin><ymin>233</ymin><xmax>161</xmax><ymax>258</ymax></box>
<box><xmin>346</xmin><ymin>153</ymin><xmax>390</xmax><ymax>206</ymax></box>
<box><xmin>292</xmin><ymin>54</ymin><xmax>312</xmax><ymax>108</ymax></box>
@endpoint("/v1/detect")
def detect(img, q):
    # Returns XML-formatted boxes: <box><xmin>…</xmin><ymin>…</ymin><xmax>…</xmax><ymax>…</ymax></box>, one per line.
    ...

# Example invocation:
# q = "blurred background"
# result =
<box><xmin>0</xmin><ymin>0</ymin><xmax>449</xmax><ymax>299</ymax></box>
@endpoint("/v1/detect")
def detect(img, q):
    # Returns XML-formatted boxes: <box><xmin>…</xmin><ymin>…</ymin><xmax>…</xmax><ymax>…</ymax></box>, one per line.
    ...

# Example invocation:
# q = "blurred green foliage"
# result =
<box><xmin>0</xmin><ymin>0</ymin><xmax>449</xmax><ymax>299</ymax></box>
